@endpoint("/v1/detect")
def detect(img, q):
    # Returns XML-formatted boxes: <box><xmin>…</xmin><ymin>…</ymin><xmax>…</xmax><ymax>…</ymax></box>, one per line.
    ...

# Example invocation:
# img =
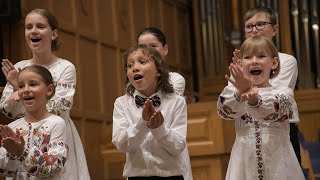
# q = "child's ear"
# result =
<box><xmin>271</xmin><ymin>57</ymin><xmax>279</xmax><ymax>70</ymax></box>
<box><xmin>46</xmin><ymin>84</ymin><xmax>55</xmax><ymax>98</ymax></box>
<box><xmin>163</xmin><ymin>44</ymin><xmax>168</xmax><ymax>57</ymax></box>
<box><xmin>52</xmin><ymin>29</ymin><xmax>58</xmax><ymax>40</ymax></box>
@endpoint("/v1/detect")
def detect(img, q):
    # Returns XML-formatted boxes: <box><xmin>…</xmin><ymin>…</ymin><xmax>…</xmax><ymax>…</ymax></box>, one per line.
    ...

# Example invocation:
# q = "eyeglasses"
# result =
<box><xmin>244</xmin><ymin>22</ymin><xmax>273</xmax><ymax>32</ymax></box>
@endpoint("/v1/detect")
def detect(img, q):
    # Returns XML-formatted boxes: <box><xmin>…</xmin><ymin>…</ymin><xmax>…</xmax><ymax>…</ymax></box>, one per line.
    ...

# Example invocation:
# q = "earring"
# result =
<box><xmin>272</xmin><ymin>70</ymin><xmax>275</xmax><ymax>74</ymax></box>
<box><xmin>52</xmin><ymin>37</ymin><xmax>54</xmax><ymax>40</ymax></box>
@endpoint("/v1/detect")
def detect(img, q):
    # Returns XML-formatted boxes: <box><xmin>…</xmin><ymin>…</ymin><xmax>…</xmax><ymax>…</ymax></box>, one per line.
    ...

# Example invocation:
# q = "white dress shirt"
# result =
<box><xmin>112</xmin><ymin>90</ymin><xmax>191</xmax><ymax>178</ymax></box>
<box><xmin>270</xmin><ymin>52</ymin><xmax>298</xmax><ymax>90</ymax></box>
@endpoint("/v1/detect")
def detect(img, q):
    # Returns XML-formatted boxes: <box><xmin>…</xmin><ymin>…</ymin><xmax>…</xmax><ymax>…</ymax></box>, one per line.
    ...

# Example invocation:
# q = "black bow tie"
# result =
<box><xmin>135</xmin><ymin>95</ymin><xmax>161</xmax><ymax>108</ymax></box>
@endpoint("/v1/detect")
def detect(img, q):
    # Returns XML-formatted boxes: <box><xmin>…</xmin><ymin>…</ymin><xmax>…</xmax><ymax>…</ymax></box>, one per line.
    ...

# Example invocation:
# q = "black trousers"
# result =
<box><xmin>128</xmin><ymin>176</ymin><xmax>184</xmax><ymax>180</ymax></box>
<box><xmin>290</xmin><ymin>123</ymin><xmax>301</xmax><ymax>165</ymax></box>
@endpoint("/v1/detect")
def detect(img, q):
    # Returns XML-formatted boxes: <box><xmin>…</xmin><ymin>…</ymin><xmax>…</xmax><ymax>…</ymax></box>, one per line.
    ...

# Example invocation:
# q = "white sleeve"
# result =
<box><xmin>247</xmin><ymin>87</ymin><xmax>298</xmax><ymax>123</ymax></box>
<box><xmin>270</xmin><ymin>53</ymin><xmax>298</xmax><ymax>90</ymax></box>
<box><xmin>46</xmin><ymin>64</ymin><xmax>76</xmax><ymax>116</ymax></box>
<box><xmin>217</xmin><ymin>85</ymin><xmax>247</xmax><ymax>120</ymax></box>
<box><xmin>150</xmin><ymin>97</ymin><xmax>187</xmax><ymax>156</ymax></box>
<box><xmin>0</xmin><ymin>147</ymin><xmax>22</xmax><ymax>177</ymax></box>
<box><xmin>112</xmin><ymin>98</ymin><xmax>150</xmax><ymax>153</ymax></box>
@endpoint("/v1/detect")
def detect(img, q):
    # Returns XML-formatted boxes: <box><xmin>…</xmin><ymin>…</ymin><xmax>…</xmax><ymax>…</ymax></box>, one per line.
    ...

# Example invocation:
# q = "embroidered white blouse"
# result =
<box><xmin>0</xmin><ymin>115</ymin><xmax>68</xmax><ymax>180</ymax></box>
<box><xmin>217</xmin><ymin>85</ymin><xmax>304</xmax><ymax>180</ymax></box>
<box><xmin>0</xmin><ymin>58</ymin><xmax>90</xmax><ymax>180</ymax></box>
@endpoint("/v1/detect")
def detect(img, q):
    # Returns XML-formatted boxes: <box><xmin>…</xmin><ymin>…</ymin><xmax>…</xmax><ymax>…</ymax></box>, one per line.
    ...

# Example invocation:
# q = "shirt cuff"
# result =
<box><xmin>135</xmin><ymin>117</ymin><xmax>149</xmax><ymax>133</ymax></box>
<box><xmin>150</xmin><ymin>123</ymin><xmax>167</xmax><ymax>138</ymax></box>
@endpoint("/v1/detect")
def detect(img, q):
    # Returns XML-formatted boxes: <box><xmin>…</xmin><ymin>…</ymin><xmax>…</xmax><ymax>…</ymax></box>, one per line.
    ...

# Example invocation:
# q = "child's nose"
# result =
<box><xmin>132</xmin><ymin>65</ymin><xmax>140</xmax><ymax>72</ymax></box>
<box><xmin>31</xmin><ymin>27</ymin><xmax>39</xmax><ymax>34</ymax></box>
<box><xmin>251</xmin><ymin>56</ymin><xmax>259</xmax><ymax>63</ymax></box>
<box><xmin>23</xmin><ymin>85</ymin><xmax>30</xmax><ymax>92</ymax></box>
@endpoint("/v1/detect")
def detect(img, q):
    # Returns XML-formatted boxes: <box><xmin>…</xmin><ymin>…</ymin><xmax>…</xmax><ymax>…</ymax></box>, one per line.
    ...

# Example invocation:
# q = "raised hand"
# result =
<box><xmin>225</xmin><ymin>62</ymin><xmax>252</xmax><ymax>94</ymax></box>
<box><xmin>241</xmin><ymin>86</ymin><xmax>259</xmax><ymax>106</ymax></box>
<box><xmin>232</xmin><ymin>49</ymin><xmax>241</xmax><ymax>65</ymax></box>
<box><xmin>2</xmin><ymin>59</ymin><xmax>19</xmax><ymax>90</ymax></box>
<box><xmin>147</xmin><ymin>110</ymin><xmax>164</xmax><ymax>129</ymax></box>
<box><xmin>0</xmin><ymin>125</ymin><xmax>25</xmax><ymax>156</ymax></box>
<box><xmin>142</xmin><ymin>99</ymin><xmax>155</xmax><ymax>121</ymax></box>
<box><xmin>10</xmin><ymin>91</ymin><xmax>20</xmax><ymax>101</ymax></box>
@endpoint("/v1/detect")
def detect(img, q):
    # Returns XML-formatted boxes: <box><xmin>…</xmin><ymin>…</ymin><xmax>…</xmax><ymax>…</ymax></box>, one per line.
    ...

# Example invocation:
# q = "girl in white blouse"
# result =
<box><xmin>0</xmin><ymin>65</ymin><xmax>68</xmax><ymax>179</ymax></box>
<box><xmin>112</xmin><ymin>44</ymin><xmax>191</xmax><ymax>180</ymax></box>
<box><xmin>0</xmin><ymin>8</ymin><xmax>90</xmax><ymax>180</ymax></box>
<box><xmin>218</xmin><ymin>36</ymin><xmax>304</xmax><ymax>180</ymax></box>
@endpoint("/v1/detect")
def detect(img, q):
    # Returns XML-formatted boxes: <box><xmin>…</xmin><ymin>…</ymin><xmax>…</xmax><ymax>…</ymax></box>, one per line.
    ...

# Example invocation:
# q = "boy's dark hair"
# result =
<box><xmin>243</xmin><ymin>7</ymin><xmax>277</xmax><ymax>26</ymax></box>
<box><xmin>19</xmin><ymin>64</ymin><xmax>56</xmax><ymax>99</ymax></box>
<box><xmin>122</xmin><ymin>44</ymin><xmax>174</xmax><ymax>96</ymax></box>
<box><xmin>136</xmin><ymin>27</ymin><xmax>167</xmax><ymax>46</ymax></box>
<box><xmin>27</xmin><ymin>8</ymin><xmax>60</xmax><ymax>51</ymax></box>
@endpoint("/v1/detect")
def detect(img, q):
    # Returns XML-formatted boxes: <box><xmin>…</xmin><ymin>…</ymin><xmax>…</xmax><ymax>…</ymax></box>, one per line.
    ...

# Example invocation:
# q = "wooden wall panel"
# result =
<box><xmin>23</xmin><ymin>0</ymin><xmax>50</xmax><ymax>11</ymax></box>
<box><xmin>295</xmin><ymin>89</ymin><xmax>320</xmax><ymax>142</ymax></box>
<box><xmin>132</xmin><ymin>0</ymin><xmax>148</xmax><ymax>39</ymax></box>
<box><xmin>76</xmin><ymin>0</ymin><xmax>97</xmax><ymax>40</ymax></box>
<box><xmin>52</xmin><ymin>0</ymin><xmax>76</xmax><ymax>32</ymax></box>
<box><xmin>146</xmin><ymin>1</ymin><xmax>162</xmax><ymax>27</ymax></box>
<box><xmin>100</xmin><ymin>46</ymin><xmax>122</xmax><ymax>118</ymax></box>
<box><xmin>97</xmin><ymin>0</ymin><xmax>116</xmax><ymax>45</ymax></box>
<box><xmin>78</xmin><ymin>38</ymin><xmax>100</xmax><ymax>112</ymax></box>
<box><xmin>84</xmin><ymin>119</ymin><xmax>104</xmax><ymax>179</ymax></box>
<box><xmin>162</xmin><ymin>1</ymin><xmax>177</xmax><ymax>67</ymax></box>
<box><xmin>115</xmin><ymin>0</ymin><xmax>132</xmax><ymax>49</ymax></box>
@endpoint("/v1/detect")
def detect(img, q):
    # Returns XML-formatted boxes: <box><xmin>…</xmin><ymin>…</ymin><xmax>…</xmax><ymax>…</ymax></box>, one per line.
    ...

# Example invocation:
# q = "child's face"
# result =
<box><xmin>241</xmin><ymin>48</ymin><xmax>278</xmax><ymax>87</ymax></box>
<box><xmin>138</xmin><ymin>33</ymin><xmax>168</xmax><ymax>58</ymax></box>
<box><xmin>126</xmin><ymin>49</ymin><xmax>160</xmax><ymax>97</ymax></box>
<box><xmin>17</xmin><ymin>71</ymin><xmax>54</xmax><ymax>113</ymax></box>
<box><xmin>25</xmin><ymin>12</ymin><xmax>57</xmax><ymax>53</ymax></box>
<box><xmin>244</xmin><ymin>12</ymin><xmax>277</xmax><ymax>41</ymax></box>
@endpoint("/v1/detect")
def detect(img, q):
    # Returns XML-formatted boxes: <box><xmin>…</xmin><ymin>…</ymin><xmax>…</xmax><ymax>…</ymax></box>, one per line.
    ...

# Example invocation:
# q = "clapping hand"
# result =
<box><xmin>147</xmin><ymin>111</ymin><xmax>164</xmax><ymax>129</ymax></box>
<box><xmin>142</xmin><ymin>99</ymin><xmax>155</xmax><ymax>121</ymax></box>
<box><xmin>142</xmin><ymin>100</ymin><xmax>164</xmax><ymax>129</ymax></box>
<box><xmin>2</xmin><ymin>59</ymin><xmax>19</xmax><ymax>91</ymax></box>
<box><xmin>232</xmin><ymin>49</ymin><xmax>241</xmax><ymax>64</ymax></box>
<box><xmin>0</xmin><ymin>125</ymin><xmax>25</xmax><ymax>157</ymax></box>
<box><xmin>225</xmin><ymin>62</ymin><xmax>252</xmax><ymax>94</ymax></box>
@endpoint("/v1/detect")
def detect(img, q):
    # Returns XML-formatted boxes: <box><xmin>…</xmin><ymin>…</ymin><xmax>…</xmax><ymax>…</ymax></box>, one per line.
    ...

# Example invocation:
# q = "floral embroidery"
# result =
<box><xmin>263</xmin><ymin>94</ymin><xmax>293</xmax><ymax>122</ymax></box>
<box><xmin>217</xmin><ymin>96</ymin><xmax>237</xmax><ymax>120</ymax></box>
<box><xmin>240</xmin><ymin>113</ymin><xmax>253</xmax><ymax>124</ymax></box>
<box><xmin>254</xmin><ymin>119</ymin><xmax>264</xmax><ymax>180</ymax></box>
<box><xmin>0</xmin><ymin>168</ymin><xmax>16</xmax><ymax>177</ymax></box>
<box><xmin>44</xmin><ymin>154</ymin><xmax>57</xmax><ymax>165</ymax></box>
<box><xmin>47</xmin><ymin>98</ymin><xmax>72</xmax><ymax>115</ymax></box>
<box><xmin>56</xmin><ymin>82</ymin><xmax>76</xmax><ymax>90</ymax></box>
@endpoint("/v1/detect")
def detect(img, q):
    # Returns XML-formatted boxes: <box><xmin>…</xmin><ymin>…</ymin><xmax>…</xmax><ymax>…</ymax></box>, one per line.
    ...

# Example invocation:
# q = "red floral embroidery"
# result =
<box><xmin>44</xmin><ymin>154</ymin><xmax>57</xmax><ymax>166</ymax></box>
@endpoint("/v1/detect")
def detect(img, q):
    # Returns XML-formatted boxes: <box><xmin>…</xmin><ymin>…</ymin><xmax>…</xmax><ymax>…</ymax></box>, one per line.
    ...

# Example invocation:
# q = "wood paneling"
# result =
<box><xmin>295</xmin><ymin>89</ymin><xmax>320</xmax><ymax>142</ymax></box>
